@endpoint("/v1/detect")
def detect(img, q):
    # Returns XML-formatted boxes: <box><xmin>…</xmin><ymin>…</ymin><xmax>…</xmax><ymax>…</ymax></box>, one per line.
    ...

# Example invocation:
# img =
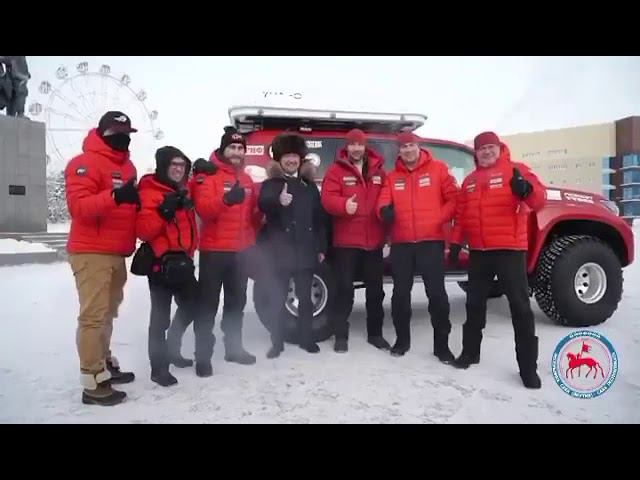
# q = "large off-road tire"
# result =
<box><xmin>458</xmin><ymin>279</ymin><xmax>504</xmax><ymax>298</ymax></box>
<box><xmin>253</xmin><ymin>262</ymin><xmax>334</xmax><ymax>344</ymax></box>
<box><xmin>533</xmin><ymin>235</ymin><xmax>623</xmax><ymax>327</ymax></box>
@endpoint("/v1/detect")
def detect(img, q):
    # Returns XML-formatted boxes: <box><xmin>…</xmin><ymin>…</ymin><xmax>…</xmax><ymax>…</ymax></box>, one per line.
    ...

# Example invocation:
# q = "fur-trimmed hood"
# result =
<box><xmin>265</xmin><ymin>160</ymin><xmax>317</xmax><ymax>183</ymax></box>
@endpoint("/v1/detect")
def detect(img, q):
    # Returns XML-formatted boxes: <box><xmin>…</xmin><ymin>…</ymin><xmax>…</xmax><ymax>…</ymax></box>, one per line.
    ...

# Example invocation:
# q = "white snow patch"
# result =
<box><xmin>47</xmin><ymin>223</ymin><xmax>70</xmax><ymax>233</ymax></box>
<box><xmin>0</xmin><ymin>239</ymin><xmax>55</xmax><ymax>254</ymax></box>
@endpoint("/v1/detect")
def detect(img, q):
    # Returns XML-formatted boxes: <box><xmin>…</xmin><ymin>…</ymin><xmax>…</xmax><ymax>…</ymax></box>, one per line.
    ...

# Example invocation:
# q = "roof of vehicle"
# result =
<box><xmin>229</xmin><ymin>105</ymin><xmax>428</xmax><ymax>135</ymax></box>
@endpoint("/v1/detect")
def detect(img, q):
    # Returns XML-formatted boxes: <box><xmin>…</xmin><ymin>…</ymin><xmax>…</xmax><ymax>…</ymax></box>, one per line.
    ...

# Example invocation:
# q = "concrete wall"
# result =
<box><xmin>0</xmin><ymin>115</ymin><xmax>47</xmax><ymax>233</ymax></box>
<box><xmin>500</xmin><ymin>123</ymin><xmax>616</xmax><ymax>195</ymax></box>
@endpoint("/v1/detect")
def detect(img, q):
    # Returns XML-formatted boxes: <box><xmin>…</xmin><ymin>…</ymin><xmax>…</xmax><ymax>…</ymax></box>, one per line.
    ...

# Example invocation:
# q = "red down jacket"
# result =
<box><xmin>191</xmin><ymin>152</ymin><xmax>263</xmax><ymax>252</ymax></box>
<box><xmin>65</xmin><ymin>129</ymin><xmax>138</xmax><ymax>256</ymax></box>
<box><xmin>321</xmin><ymin>147</ymin><xmax>386</xmax><ymax>250</ymax></box>
<box><xmin>376</xmin><ymin>149</ymin><xmax>459</xmax><ymax>244</ymax></box>
<box><xmin>450</xmin><ymin>143</ymin><xmax>546</xmax><ymax>251</ymax></box>
<box><xmin>136</xmin><ymin>174</ymin><xmax>199</xmax><ymax>258</ymax></box>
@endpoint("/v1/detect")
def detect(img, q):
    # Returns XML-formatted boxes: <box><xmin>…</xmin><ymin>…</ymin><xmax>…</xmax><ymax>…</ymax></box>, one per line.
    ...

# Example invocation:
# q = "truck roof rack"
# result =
<box><xmin>228</xmin><ymin>106</ymin><xmax>427</xmax><ymax>134</ymax></box>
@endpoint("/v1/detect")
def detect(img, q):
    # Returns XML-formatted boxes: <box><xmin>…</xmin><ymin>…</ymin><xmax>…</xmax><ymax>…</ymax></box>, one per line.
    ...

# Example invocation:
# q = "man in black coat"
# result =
<box><xmin>258</xmin><ymin>133</ymin><xmax>327</xmax><ymax>358</ymax></box>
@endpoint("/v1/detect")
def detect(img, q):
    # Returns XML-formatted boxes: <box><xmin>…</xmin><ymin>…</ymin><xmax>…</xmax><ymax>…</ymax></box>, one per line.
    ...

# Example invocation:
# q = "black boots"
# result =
<box><xmin>195</xmin><ymin>362</ymin><xmax>213</xmax><ymax>377</ymax></box>
<box><xmin>334</xmin><ymin>338</ymin><xmax>348</xmax><ymax>353</ymax></box>
<box><xmin>151</xmin><ymin>369</ymin><xmax>178</xmax><ymax>387</ymax></box>
<box><xmin>367</xmin><ymin>336</ymin><xmax>391</xmax><ymax>351</ymax></box>
<box><xmin>433</xmin><ymin>331</ymin><xmax>455</xmax><ymax>364</ymax></box>
<box><xmin>169</xmin><ymin>355</ymin><xmax>194</xmax><ymax>368</ymax></box>
<box><xmin>106</xmin><ymin>357</ymin><xmax>135</xmax><ymax>384</ymax></box>
<box><xmin>267</xmin><ymin>343</ymin><xmax>284</xmax><ymax>359</ymax></box>
<box><xmin>517</xmin><ymin>336</ymin><xmax>542</xmax><ymax>389</ymax></box>
<box><xmin>453</xmin><ymin>325</ymin><xmax>482</xmax><ymax>369</ymax></box>
<box><xmin>225</xmin><ymin>348</ymin><xmax>257</xmax><ymax>365</ymax></box>
<box><xmin>224</xmin><ymin>338</ymin><xmax>257</xmax><ymax>365</ymax></box>
<box><xmin>299</xmin><ymin>341</ymin><xmax>320</xmax><ymax>353</ymax></box>
<box><xmin>390</xmin><ymin>341</ymin><xmax>410</xmax><ymax>357</ymax></box>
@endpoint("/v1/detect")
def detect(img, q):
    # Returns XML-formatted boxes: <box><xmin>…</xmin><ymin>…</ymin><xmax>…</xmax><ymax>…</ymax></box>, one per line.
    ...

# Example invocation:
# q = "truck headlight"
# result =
<box><xmin>600</xmin><ymin>200</ymin><xmax>620</xmax><ymax>216</ymax></box>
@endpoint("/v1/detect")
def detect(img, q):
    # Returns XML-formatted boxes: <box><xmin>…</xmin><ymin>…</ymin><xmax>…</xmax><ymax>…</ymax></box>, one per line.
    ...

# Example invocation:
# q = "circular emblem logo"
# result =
<box><xmin>552</xmin><ymin>330</ymin><xmax>618</xmax><ymax>399</ymax></box>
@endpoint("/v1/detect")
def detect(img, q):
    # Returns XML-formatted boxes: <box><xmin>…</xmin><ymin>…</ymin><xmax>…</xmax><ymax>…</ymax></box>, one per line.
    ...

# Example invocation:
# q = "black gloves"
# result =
<box><xmin>510</xmin><ymin>168</ymin><xmax>532</xmax><ymax>199</ymax></box>
<box><xmin>448</xmin><ymin>243</ymin><xmax>462</xmax><ymax>267</ymax></box>
<box><xmin>193</xmin><ymin>158</ymin><xmax>217</xmax><ymax>176</ymax></box>
<box><xmin>157</xmin><ymin>192</ymin><xmax>182</xmax><ymax>221</ymax></box>
<box><xmin>223</xmin><ymin>181</ymin><xmax>245</xmax><ymax>206</ymax></box>
<box><xmin>113</xmin><ymin>178</ymin><xmax>140</xmax><ymax>207</ymax></box>
<box><xmin>380</xmin><ymin>204</ymin><xmax>395</xmax><ymax>224</ymax></box>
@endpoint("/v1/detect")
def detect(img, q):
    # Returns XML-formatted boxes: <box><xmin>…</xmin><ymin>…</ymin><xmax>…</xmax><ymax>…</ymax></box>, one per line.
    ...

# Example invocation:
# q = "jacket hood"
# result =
<box><xmin>336</xmin><ymin>146</ymin><xmax>384</xmax><ymax>172</ymax></box>
<box><xmin>394</xmin><ymin>148</ymin><xmax>432</xmax><ymax>173</ymax></box>
<box><xmin>82</xmin><ymin>129</ymin><xmax>130</xmax><ymax>165</ymax></box>
<box><xmin>474</xmin><ymin>142</ymin><xmax>511</xmax><ymax>169</ymax></box>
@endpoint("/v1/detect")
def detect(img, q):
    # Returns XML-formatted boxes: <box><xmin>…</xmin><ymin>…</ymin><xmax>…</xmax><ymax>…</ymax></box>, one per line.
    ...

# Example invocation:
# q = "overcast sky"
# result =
<box><xmin>27</xmin><ymin>56</ymin><xmax>640</xmax><ymax>172</ymax></box>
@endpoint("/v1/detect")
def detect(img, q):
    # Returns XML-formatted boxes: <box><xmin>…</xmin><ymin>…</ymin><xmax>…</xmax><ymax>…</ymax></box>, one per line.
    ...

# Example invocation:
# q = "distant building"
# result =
<box><xmin>483</xmin><ymin>116</ymin><xmax>640</xmax><ymax>219</ymax></box>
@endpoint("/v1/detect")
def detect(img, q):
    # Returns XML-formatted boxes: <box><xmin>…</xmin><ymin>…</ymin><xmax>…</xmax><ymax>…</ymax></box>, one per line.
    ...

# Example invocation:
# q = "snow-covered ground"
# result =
<box><xmin>1</xmin><ymin>229</ymin><xmax>639</xmax><ymax>423</ymax></box>
<box><xmin>47</xmin><ymin>223</ymin><xmax>70</xmax><ymax>233</ymax></box>
<box><xmin>0</xmin><ymin>239</ymin><xmax>54</xmax><ymax>254</ymax></box>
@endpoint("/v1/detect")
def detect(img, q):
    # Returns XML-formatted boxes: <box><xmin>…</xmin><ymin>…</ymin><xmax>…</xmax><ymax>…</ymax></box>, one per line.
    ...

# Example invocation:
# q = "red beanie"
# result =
<box><xmin>346</xmin><ymin>128</ymin><xmax>367</xmax><ymax>145</ymax></box>
<box><xmin>397</xmin><ymin>131</ymin><xmax>418</xmax><ymax>146</ymax></box>
<box><xmin>474</xmin><ymin>131</ymin><xmax>500</xmax><ymax>150</ymax></box>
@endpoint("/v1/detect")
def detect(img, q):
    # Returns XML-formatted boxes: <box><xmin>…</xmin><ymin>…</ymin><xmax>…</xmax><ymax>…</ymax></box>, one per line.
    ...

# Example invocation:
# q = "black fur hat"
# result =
<box><xmin>271</xmin><ymin>133</ymin><xmax>308</xmax><ymax>163</ymax></box>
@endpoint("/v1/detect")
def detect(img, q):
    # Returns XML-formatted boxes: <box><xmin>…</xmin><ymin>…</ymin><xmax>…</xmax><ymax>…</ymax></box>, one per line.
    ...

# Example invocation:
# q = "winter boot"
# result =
<box><xmin>334</xmin><ymin>338</ymin><xmax>348</xmax><ymax>353</ymax></box>
<box><xmin>224</xmin><ymin>337</ymin><xmax>257</xmax><ymax>365</ymax></box>
<box><xmin>299</xmin><ymin>341</ymin><xmax>320</xmax><ymax>353</ymax></box>
<box><xmin>225</xmin><ymin>348</ymin><xmax>257</xmax><ymax>365</ymax></box>
<box><xmin>390</xmin><ymin>341</ymin><xmax>410</xmax><ymax>357</ymax></box>
<box><xmin>267</xmin><ymin>342</ymin><xmax>284</xmax><ymax>359</ymax></box>
<box><xmin>453</xmin><ymin>324</ymin><xmax>482</xmax><ymax>369</ymax></box>
<box><xmin>169</xmin><ymin>355</ymin><xmax>194</xmax><ymax>368</ymax></box>
<box><xmin>367</xmin><ymin>336</ymin><xmax>391</xmax><ymax>351</ymax></box>
<box><xmin>517</xmin><ymin>336</ymin><xmax>542</xmax><ymax>389</ymax></box>
<box><xmin>434</xmin><ymin>331</ymin><xmax>455</xmax><ymax>364</ymax></box>
<box><xmin>151</xmin><ymin>369</ymin><xmax>178</xmax><ymax>387</ymax></box>
<box><xmin>81</xmin><ymin>371</ymin><xmax>126</xmax><ymax>406</ymax></box>
<box><xmin>195</xmin><ymin>362</ymin><xmax>213</xmax><ymax>378</ymax></box>
<box><xmin>106</xmin><ymin>357</ymin><xmax>135</xmax><ymax>384</ymax></box>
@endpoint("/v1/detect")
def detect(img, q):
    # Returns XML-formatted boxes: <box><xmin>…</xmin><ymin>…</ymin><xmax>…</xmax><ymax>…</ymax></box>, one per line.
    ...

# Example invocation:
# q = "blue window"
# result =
<box><xmin>623</xmin><ymin>170</ymin><xmax>640</xmax><ymax>184</ymax></box>
<box><xmin>602</xmin><ymin>157</ymin><xmax>613</xmax><ymax>169</ymax></box>
<box><xmin>623</xmin><ymin>202</ymin><xmax>640</xmax><ymax>217</ymax></box>
<box><xmin>623</xmin><ymin>186</ymin><xmax>640</xmax><ymax>200</ymax></box>
<box><xmin>623</xmin><ymin>154</ymin><xmax>640</xmax><ymax>168</ymax></box>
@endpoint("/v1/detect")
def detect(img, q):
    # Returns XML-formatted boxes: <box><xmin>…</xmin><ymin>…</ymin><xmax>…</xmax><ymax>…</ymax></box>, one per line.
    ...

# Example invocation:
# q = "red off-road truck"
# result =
<box><xmin>232</xmin><ymin>106</ymin><xmax>635</xmax><ymax>343</ymax></box>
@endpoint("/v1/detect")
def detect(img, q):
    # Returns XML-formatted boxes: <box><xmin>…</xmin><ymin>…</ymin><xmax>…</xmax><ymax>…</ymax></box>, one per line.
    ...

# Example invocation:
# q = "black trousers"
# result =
<box><xmin>262</xmin><ymin>268</ymin><xmax>315</xmax><ymax>347</ymax></box>
<box><xmin>194</xmin><ymin>250</ymin><xmax>251</xmax><ymax>362</ymax></box>
<box><xmin>463</xmin><ymin>250</ymin><xmax>537</xmax><ymax>372</ymax></box>
<box><xmin>148</xmin><ymin>272</ymin><xmax>198</xmax><ymax>372</ymax></box>
<box><xmin>390</xmin><ymin>241</ymin><xmax>451</xmax><ymax>347</ymax></box>
<box><xmin>332</xmin><ymin>248</ymin><xmax>385</xmax><ymax>340</ymax></box>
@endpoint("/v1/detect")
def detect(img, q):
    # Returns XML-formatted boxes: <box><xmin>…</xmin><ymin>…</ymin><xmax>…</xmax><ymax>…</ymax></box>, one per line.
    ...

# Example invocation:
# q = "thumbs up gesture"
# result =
<box><xmin>279</xmin><ymin>182</ymin><xmax>293</xmax><ymax>206</ymax></box>
<box><xmin>345</xmin><ymin>194</ymin><xmax>358</xmax><ymax>215</ymax></box>
<box><xmin>510</xmin><ymin>167</ymin><xmax>532</xmax><ymax>199</ymax></box>
<box><xmin>223</xmin><ymin>180</ymin><xmax>246</xmax><ymax>206</ymax></box>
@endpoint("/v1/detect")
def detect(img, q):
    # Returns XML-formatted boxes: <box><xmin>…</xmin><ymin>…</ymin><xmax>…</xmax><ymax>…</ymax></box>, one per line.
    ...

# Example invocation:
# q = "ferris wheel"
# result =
<box><xmin>28</xmin><ymin>61</ymin><xmax>163</xmax><ymax>174</ymax></box>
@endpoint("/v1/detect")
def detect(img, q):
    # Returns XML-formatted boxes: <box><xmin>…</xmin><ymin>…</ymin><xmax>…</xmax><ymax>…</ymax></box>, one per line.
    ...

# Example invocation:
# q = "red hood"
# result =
<box><xmin>209</xmin><ymin>150</ymin><xmax>243</xmax><ymax>175</ymax></box>
<box><xmin>474</xmin><ymin>142</ymin><xmax>512</xmax><ymax>170</ymax></box>
<box><xmin>394</xmin><ymin>148</ymin><xmax>432</xmax><ymax>174</ymax></box>
<box><xmin>82</xmin><ymin>129</ymin><xmax>130</xmax><ymax>165</ymax></box>
<box><xmin>138</xmin><ymin>173</ymin><xmax>176</xmax><ymax>193</ymax></box>
<box><xmin>336</xmin><ymin>146</ymin><xmax>384</xmax><ymax>172</ymax></box>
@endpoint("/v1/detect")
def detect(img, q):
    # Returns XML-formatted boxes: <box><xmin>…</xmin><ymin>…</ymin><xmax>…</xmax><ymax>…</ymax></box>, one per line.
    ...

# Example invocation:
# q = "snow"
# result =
<box><xmin>0</xmin><ymin>239</ymin><xmax>55</xmax><ymax>254</ymax></box>
<box><xmin>1</xmin><ymin>228</ymin><xmax>639</xmax><ymax>423</ymax></box>
<box><xmin>47</xmin><ymin>223</ymin><xmax>70</xmax><ymax>233</ymax></box>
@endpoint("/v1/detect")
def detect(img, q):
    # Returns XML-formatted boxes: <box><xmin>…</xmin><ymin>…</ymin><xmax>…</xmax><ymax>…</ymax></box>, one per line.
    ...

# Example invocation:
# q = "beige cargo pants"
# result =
<box><xmin>69</xmin><ymin>254</ymin><xmax>127</xmax><ymax>375</ymax></box>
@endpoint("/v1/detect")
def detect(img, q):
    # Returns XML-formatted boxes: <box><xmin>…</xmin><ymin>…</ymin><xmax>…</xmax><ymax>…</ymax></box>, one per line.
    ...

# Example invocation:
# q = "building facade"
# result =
<box><xmin>496</xmin><ymin>116</ymin><xmax>640</xmax><ymax>219</ymax></box>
